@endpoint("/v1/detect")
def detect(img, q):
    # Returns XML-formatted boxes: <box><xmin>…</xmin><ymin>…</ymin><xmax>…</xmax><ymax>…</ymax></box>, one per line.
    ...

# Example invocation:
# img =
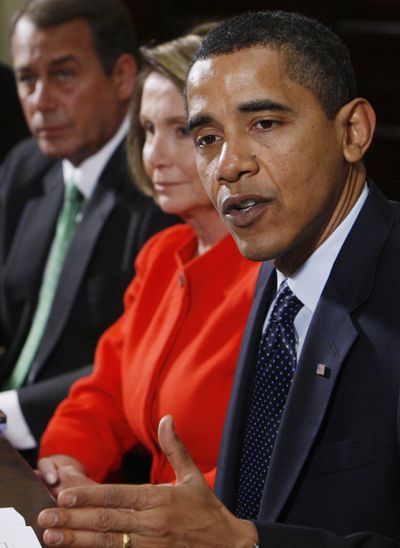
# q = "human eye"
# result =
<box><xmin>253</xmin><ymin>118</ymin><xmax>280</xmax><ymax>131</ymax></box>
<box><xmin>16</xmin><ymin>72</ymin><xmax>36</xmax><ymax>89</ymax></box>
<box><xmin>194</xmin><ymin>133</ymin><xmax>221</xmax><ymax>149</ymax></box>
<box><xmin>54</xmin><ymin>68</ymin><xmax>75</xmax><ymax>82</ymax></box>
<box><xmin>141</xmin><ymin>120</ymin><xmax>154</xmax><ymax>137</ymax></box>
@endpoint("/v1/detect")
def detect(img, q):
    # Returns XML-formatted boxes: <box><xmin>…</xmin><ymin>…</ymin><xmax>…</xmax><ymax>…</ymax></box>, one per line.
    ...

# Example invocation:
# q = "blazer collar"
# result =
<box><xmin>216</xmin><ymin>180</ymin><xmax>398</xmax><ymax>519</ymax></box>
<box><xmin>261</xmin><ymin>181</ymin><xmax>398</xmax><ymax>520</ymax></box>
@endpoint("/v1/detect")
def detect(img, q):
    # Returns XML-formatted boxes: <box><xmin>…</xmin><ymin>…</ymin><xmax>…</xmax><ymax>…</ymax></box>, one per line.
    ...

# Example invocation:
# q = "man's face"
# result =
<box><xmin>187</xmin><ymin>47</ymin><xmax>354</xmax><ymax>273</ymax></box>
<box><xmin>12</xmin><ymin>16</ymin><xmax>131</xmax><ymax>165</ymax></box>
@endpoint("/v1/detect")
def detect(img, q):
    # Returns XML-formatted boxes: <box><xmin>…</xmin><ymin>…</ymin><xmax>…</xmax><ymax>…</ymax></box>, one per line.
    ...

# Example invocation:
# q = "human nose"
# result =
<box><xmin>146</xmin><ymin>131</ymin><xmax>173</xmax><ymax>168</ymax></box>
<box><xmin>28</xmin><ymin>79</ymin><xmax>56</xmax><ymax>111</ymax></box>
<box><xmin>216</xmin><ymin>138</ymin><xmax>258</xmax><ymax>183</ymax></box>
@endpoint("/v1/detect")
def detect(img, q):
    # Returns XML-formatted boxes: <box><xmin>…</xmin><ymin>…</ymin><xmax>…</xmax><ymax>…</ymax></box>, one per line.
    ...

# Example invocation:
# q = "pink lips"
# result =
<box><xmin>153</xmin><ymin>181</ymin><xmax>183</xmax><ymax>192</ymax></box>
<box><xmin>221</xmin><ymin>194</ymin><xmax>270</xmax><ymax>228</ymax></box>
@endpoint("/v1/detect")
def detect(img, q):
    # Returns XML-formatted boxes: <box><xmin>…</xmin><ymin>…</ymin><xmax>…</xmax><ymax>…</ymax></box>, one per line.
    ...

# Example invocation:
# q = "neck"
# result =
<box><xmin>275</xmin><ymin>163</ymin><xmax>366</xmax><ymax>277</ymax></box>
<box><xmin>184</xmin><ymin>207</ymin><xmax>228</xmax><ymax>256</ymax></box>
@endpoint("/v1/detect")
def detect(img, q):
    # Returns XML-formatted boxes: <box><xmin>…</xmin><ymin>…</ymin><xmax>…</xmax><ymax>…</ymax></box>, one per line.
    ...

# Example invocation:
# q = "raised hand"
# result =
<box><xmin>38</xmin><ymin>415</ymin><xmax>259</xmax><ymax>547</ymax></box>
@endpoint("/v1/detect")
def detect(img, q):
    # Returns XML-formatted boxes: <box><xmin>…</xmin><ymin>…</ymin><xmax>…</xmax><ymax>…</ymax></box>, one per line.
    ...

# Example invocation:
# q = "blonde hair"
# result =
<box><xmin>127</xmin><ymin>23</ymin><xmax>216</xmax><ymax>197</ymax></box>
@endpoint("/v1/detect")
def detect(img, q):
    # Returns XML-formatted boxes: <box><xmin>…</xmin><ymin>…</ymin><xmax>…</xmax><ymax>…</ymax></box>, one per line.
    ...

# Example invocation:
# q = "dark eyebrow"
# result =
<box><xmin>49</xmin><ymin>55</ymin><xmax>79</xmax><ymax>67</ymax></box>
<box><xmin>15</xmin><ymin>55</ymin><xmax>78</xmax><ymax>74</ymax></box>
<box><xmin>186</xmin><ymin>114</ymin><xmax>213</xmax><ymax>133</ymax></box>
<box><xmin>186</xmin><ymin>99</ymin><xmax>293</xmax><ymax>133</ymax></box>
<box><xmin>238</xmin><ymin>99</ymin><xmax>293</xmax><ymax>114</ymax></box>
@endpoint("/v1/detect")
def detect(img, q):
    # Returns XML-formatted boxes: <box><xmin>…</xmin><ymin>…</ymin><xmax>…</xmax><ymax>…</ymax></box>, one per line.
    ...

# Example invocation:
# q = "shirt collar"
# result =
<box><xmin>277</xmin><ymin>182</ymin><xmax>369</xmax><ymax>312</ymax></box>
<box><xmin>62</xmin><ymin>116</ymin><xmax>129</xmax><ymax>200</ymax></box>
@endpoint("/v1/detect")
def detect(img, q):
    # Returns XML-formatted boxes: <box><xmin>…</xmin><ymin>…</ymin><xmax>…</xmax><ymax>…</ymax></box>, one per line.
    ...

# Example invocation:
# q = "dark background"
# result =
<box><xmin>123</xmin><ymin>0</ymin><xmax>400</xmax><ymax>200</ymax></box>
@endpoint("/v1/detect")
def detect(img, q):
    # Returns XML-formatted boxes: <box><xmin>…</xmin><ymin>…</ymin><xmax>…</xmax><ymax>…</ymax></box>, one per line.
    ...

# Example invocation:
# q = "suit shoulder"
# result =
<box><xmin>388</xmin><ymin>199</ymin><xmax>400</xmax><ymax>218</ymax></box>
<box><xmin>1</xmin><ymin>137</ymin><xmax>57</xmax><ymax>191</ymax></box>
<box><xmin>3</xmin><ymin>137</ymin><xmax>49</xmax><ymax>166</ymax></box>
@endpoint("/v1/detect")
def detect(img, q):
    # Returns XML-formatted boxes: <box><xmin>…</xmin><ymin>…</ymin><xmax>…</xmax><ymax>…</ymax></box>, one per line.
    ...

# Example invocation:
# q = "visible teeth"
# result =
<box><xmin>237</xmin><ymin>199</ymin><xmax>257</xmax><ymax>210</ymax></box>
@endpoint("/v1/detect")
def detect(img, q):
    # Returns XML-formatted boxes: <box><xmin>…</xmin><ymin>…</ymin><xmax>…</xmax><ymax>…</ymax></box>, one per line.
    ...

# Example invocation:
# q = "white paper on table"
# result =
<box><xmin>0</xmin><ymin>508</ymin><xmax>41</xmax><ymax>547</ymax></box>
<box><xmin>0</xmin><ymin>508</ymin><xmax>25</xmax><ymax>527</ymax></box>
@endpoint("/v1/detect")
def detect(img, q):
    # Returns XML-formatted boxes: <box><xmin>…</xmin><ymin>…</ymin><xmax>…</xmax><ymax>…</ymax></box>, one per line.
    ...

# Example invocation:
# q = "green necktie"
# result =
<box><xmin>4</xmin><ymin>181</ymin><xmax>84</xmax><ymax>390</ymax></box>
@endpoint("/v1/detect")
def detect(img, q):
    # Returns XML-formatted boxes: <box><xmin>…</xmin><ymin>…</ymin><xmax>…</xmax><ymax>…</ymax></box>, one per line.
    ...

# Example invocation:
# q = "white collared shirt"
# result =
<box><xmin>62</xmin><ymin>115</ymin><xmax>129</xmax><ymax>198</ymax></box>
<box><xmin>0</xmin><ymin>116</ymin><xmax>129</xmax><ymax>450</ymax></box>
<box><xmin>266</xmin><ymin>182</ymin><xmax>369</xmax><ymax>359</ymax></box>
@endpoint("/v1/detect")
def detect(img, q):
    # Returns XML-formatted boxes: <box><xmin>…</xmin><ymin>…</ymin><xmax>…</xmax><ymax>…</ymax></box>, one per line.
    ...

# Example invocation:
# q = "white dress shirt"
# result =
<box><xmin>0</xmin><ymin>116</ymin><xmax>129</xmax><ymax>450</ymax></box>
<box><xmin>265</xmin><ymin>183</ymin><xmax>369</xmax><ymax>360</ymax></box>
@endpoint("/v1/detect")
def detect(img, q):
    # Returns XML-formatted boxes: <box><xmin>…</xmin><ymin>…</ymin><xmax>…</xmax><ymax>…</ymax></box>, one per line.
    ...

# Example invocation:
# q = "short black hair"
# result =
<box><xmin>11</xmin><ymin>0</ymin><xmax>137</xmax><ymax>76</ymax></box>
<box><xmin>191</xmin><ymin>10</ymin><xmax>357</xmax><ymax>119</ymax></box>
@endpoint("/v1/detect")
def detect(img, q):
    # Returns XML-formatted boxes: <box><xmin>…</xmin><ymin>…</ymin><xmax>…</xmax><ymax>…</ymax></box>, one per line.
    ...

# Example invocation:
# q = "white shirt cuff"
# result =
<box><xmin>0</xmin><ymin>390</ymin><xmax>37</xmax><ymax>449</ymax></box>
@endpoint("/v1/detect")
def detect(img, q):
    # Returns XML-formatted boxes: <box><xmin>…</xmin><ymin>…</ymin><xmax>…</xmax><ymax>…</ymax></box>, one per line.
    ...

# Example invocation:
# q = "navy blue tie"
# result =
<box><xmin>236</xmin><ymin>280</ymin><xmax>303</xmax><ymax>520</ymax></box>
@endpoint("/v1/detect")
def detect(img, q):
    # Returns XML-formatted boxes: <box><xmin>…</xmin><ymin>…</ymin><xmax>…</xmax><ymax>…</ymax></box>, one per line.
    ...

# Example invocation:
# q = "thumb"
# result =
<box><xmin>158</xmin><ymin>415</ymin><xmax>204</xmax><ymax>486</ymax></box>
<box><xmin>37</xmin><ymin>457</ymin><xmax>60</xmax><ymax>486</ymax></box>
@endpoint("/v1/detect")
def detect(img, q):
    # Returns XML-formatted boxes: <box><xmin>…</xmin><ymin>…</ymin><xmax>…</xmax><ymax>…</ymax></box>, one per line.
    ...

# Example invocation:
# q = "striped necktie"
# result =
<box><xmin>3</xmin><ymin>181</ymin><xmax>84</xmax><ymax>389</ymax></box>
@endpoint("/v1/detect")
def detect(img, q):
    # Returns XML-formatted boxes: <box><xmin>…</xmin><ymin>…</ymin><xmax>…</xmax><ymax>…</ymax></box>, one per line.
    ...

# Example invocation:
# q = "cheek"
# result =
<box><xmin>180</xmin><ymin>154</ymin><xmax>210</xmax><ymax>202</ymax></box>
<box><xmin>142</xmin><ymin>145</ymin><xmax>153</xmax><ymax>178</ymax></box>
<box><xmin>20</xmin><ymin>96</ymin><xmax>37</xmax><ymax>125</ymax></box>
<box><xmin>178</xmin><ymin>141</ymin><xmax>198</xmax><ymax>177</ymax></box>
<box><xmin>18</xmin><ymin>94</ymin><xmax>29</xmax><ymax>111</ymax></box>
<box><xmin>191</xmin><ymin>177</ymin><xmax>212</xmax><ymax>203</ymax></box>
<box><xmin>195</xmin><ymin>156</ymin><xmax>215</xmax><ymax>197</ymax></box>
<box><xmin>70</xmin><ymin>86</ymin><xmax>108</xmax><ymax>125</ymax></box>
<box><xmin>181</xmin><ymin>160</ymin><xmax>200</xmax><ymax>183</ymax></box>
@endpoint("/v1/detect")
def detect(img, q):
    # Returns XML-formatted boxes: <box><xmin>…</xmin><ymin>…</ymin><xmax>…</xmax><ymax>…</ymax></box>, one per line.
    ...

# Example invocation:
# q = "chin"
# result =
<box><xmin>158</xmin><ymin>198</ymin><xmax>191</xmax><ymax>217</ymax></box>
<box><xmin>37</xmin><ymin>139</ymin><xmax>77</xmax><ymax>161</ymax></box>
<box><xmin>37</xmin><ymin>142</ymin><xmax>63</xmax><ymax>159</ymax></box>
<box><xmin>158</xmin><ymin>202</ymin><xmax>185</xmax><ymax>217</ymax></box>
<box><xmin>230</xmin><ymin>235</ymin><xmax>265</xmax><ymax>262</ymax></box>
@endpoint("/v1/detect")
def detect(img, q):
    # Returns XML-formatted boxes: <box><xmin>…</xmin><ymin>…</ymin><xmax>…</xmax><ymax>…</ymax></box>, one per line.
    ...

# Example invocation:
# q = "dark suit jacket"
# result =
<box><xmin>0</xmin><ymin>138</ymin><xmax>178</xmax><ymax>447</ymax></box>
<box><xmin>215</xmin><ymin>181</ymin><xmax>400</xmax><ymax>547</ymax></box>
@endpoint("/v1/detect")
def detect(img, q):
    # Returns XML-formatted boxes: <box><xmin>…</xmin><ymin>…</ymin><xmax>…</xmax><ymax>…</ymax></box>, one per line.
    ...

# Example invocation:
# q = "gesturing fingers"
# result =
<box><xmin>38</xmin><ymin>457</ymin><xmax>60</xmax><ymax>487</ymax></box>
<box><xmin>42</xmin><ymin>528</ymin><xmax>190</xmax><ymax>548</ymax></box>
<box><xmin>158</xmin><ymin>415</ymin><xmax>204</xmax><ymax>486</ymax></box>
<box><xmin>54</xmin><ymin>482</ymin><xmax>166</xmax><ymax>512</ymax></box>
<box><xmin>43</xmin><ymin>528</ymin><xmax>134</xmax><ymax>547</ymax></box>
<box><xmin>38</xmin><ymin>506</ymin><xmax>138</xmax><ymax>532</ymax></box>
<box><xmin>39</xmin><ymin>505</ymin><xmax>193</xmax><ymax>547</ymax></box>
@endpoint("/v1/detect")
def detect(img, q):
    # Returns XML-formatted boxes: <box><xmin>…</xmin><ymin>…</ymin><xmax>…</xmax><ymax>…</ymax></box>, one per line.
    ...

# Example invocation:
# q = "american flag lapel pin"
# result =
<box><xmin>316</xmin><ymin>363</ymin><xmax>329</xmax><ymax>377</ymax></box>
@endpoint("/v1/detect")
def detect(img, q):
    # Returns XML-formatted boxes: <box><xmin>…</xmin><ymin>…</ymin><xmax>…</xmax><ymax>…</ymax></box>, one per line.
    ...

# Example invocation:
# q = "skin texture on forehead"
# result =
<box><xmin>186</xmin><ymin>47</ymin><xmax>373</xmax><ymax>274</ymax></box>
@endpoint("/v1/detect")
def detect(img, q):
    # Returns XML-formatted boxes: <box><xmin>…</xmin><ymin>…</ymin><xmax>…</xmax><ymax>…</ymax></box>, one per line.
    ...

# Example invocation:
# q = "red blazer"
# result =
<box><xmin>40</xmin><ymin>225</ymin><xmax>259</xmax><ymax>486</ymax></box>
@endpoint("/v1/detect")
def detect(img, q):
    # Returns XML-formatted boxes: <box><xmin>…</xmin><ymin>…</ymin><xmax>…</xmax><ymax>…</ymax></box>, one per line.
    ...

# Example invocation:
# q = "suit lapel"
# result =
<box><xmin>259</xmin><ymin>297</ymin><xmax>357</xmax><ymax>520</ymax></box>
<box><xmin>4</xmin><ymin>164</ymin><xmax>63</xmax><ymax>300</ymax></box>
<box><xmin>216</xmin><ymin>181</ymin><xmax>398</xmax><ymax>518</ymax></box>
<box><xmin>259</xmin><ymin>181</ymin><xmax>397</xmax><ymax>521</ymax></box>
<box><xmin>27</xmin><ymin>148</ymin><xmax>123</xmax><ymax>381</ymax></box>
<box><xmin>215</xmin><ymin>262</ymin><xmax>276</xmax><ymax>508</ymax></box>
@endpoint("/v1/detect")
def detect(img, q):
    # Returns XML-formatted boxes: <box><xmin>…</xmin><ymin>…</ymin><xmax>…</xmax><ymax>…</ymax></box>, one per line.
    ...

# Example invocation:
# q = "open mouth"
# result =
<box><xmin>222</xmin><ymin>195</ymin><xmax>270</xmax><ymax>227</ymax></box>
<box><xmin>226</xmin><ymin>198</ymin><xmax>260</xmax><ymax>212</ymax></box>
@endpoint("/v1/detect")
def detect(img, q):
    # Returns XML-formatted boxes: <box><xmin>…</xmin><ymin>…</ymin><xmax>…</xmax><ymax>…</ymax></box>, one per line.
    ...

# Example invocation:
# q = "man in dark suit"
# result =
<box><xmin>0</xmin><ymin>0</ymin><xmax>177</xmax><ymax>461</ymax></box>
<box><xmin>36</xmin><ymin>11</ymin><xmax>400</xmax><ymax>548</ymax></box>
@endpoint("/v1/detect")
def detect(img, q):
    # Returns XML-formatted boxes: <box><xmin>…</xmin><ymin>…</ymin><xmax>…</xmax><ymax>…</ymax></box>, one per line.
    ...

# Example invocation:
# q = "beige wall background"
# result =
<box><xmin>0</xmin><ymin>0</ymin><xmax>25</xmax><ymax>64</ymax></box>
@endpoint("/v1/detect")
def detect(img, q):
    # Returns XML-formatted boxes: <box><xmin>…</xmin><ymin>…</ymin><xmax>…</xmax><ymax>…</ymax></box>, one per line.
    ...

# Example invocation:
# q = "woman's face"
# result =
<box><xmin>140</xmin><ymin>71</ymin><xmax>214</xmax><ymax>217</ymax></box>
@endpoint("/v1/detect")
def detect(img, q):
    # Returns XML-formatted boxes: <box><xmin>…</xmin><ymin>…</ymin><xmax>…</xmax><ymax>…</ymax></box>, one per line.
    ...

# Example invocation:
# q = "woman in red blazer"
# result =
<box><xmin>37</xmin><ymin>25</ymin><xmax>259</xmax><ymax>492</ymax></box>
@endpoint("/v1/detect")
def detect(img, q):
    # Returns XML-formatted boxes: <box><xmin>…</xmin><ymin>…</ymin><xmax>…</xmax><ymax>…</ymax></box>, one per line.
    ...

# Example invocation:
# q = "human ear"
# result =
<box><xmin>337</xmin><ymin>98</ymin><xmax>376</xmax><ymax>163</ymax></box>
<box><xmin>112</xmin><ymin>53</ymin><xmax>137</xmax><ymax>102</ymax></box>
